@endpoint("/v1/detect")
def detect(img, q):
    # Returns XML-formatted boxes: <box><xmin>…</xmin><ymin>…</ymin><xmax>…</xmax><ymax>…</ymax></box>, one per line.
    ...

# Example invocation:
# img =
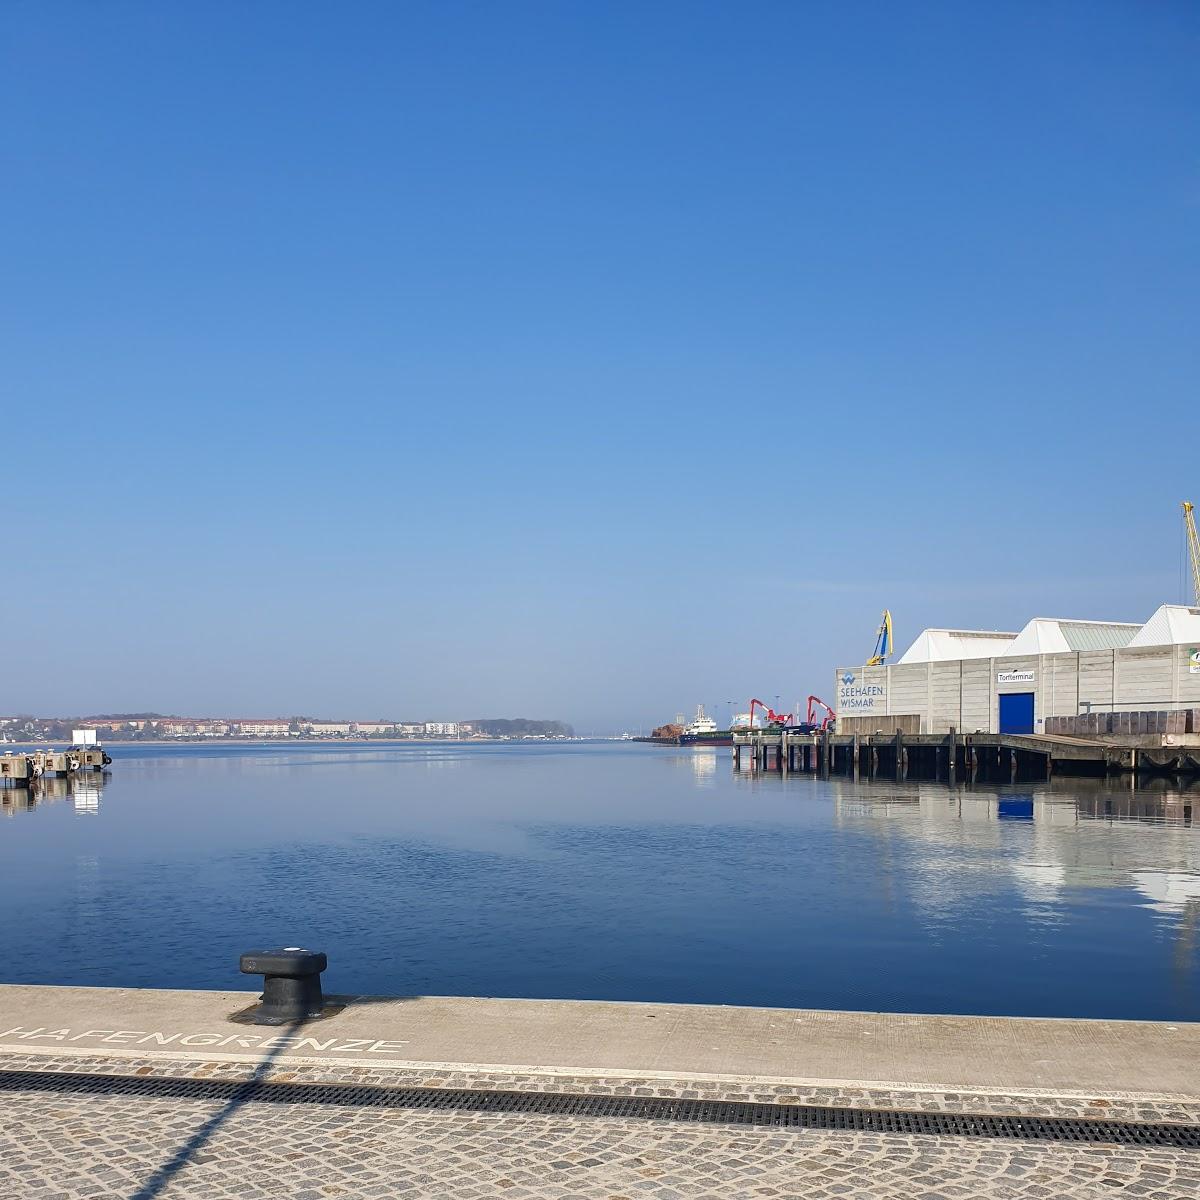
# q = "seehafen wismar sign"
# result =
<box><xmin>838</xmin><ymin>673</ymin><xmax>885</xmax><ymax>714</ymax></box>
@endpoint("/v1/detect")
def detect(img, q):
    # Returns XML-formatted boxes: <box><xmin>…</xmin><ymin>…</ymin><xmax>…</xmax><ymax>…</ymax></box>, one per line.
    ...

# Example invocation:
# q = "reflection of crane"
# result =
<box><xmin>1184</xmin><ymin>502</ymin><xmax>1200</xmax><ymax>607</ymax></box>
<box><xmin>867</xmin><ymin>610</ymin><xmax>894</xmax><ymax>666</ymax></box>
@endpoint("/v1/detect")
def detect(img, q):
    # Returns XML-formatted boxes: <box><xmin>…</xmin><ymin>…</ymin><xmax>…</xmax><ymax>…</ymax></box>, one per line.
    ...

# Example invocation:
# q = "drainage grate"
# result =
<box><xmin>2</xmin><ymin>1069</ymin><xmax>1197</xmax><ymax>1149</ymax></box>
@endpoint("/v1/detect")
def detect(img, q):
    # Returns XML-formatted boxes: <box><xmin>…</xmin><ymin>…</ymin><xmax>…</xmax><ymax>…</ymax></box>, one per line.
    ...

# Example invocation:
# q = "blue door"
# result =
<box><xmin>999</xmin><ymin>692</ymin><xmax>1035</xmax><ymax>735</ymax></box>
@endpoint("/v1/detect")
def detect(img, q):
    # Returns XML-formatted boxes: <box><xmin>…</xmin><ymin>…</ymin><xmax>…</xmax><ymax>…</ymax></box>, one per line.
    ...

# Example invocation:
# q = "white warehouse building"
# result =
<box><xmin>835</xmin><ymin>605</ymin><xmax>1200</xmax><ymax>736</ymax></box>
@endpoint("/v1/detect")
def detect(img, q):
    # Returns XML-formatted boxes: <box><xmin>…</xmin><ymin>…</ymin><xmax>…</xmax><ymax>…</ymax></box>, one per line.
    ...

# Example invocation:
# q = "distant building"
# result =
<box><xmin>305</xmin><ymin>721</ymin><xmax>395</xmax><ymax>736</ymax></box>
<box><xmin>90</xmin><ymin>719</ymin><xmax>146</xmax><ymax>733</ymax></box>
<box><xmin>233</xmin><ymin>721</ymin><xmax>290</xmax><ymax>737</ymax></box>
<box><xmin>424</xmin><ymin>722</ymin><xmax>460</xmax><ymax>737</ymax></box>
<box><xmin>309</xmin><ymin>722</ymin><xmax>352</xmax><ymax>736</ymax></box>
<box><xmin>157</xmin><ymin>719</ymin><xmax>230</xmax><ymax>737</ymax></box>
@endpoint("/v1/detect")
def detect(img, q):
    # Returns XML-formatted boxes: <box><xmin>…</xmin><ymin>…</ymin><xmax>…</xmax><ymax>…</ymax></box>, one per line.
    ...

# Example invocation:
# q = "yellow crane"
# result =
<box><xmin>866</xmin><ymin>609</ymin><xmax>894</xmax><ymax>666</ymax></box>
<box><xmin>1185</xmin><ymin>501</ymin><xmax>1200</xmax><ymax>607</ymax></box>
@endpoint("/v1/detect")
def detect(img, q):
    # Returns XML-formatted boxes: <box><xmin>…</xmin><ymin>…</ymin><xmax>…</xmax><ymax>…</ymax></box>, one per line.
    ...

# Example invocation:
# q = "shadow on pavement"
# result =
<box><xmin>128</xmin><ymin>994</ymin><xmax>423</xmax><ymax>1200</ymax></box>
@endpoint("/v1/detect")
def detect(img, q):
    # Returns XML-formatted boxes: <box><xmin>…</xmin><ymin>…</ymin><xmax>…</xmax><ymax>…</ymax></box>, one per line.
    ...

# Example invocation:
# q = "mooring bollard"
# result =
<box><xmin>239</xmin><ymin>947</ymin><xmax>327</xmax><ymax>1023</ymax></box>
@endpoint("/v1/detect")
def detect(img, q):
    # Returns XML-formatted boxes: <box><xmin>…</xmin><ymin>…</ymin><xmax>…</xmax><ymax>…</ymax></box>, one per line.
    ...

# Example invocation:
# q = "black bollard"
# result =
<box><xmin>239</xmin><ymin>947</ymin><xmax>327</xmax><ymax>1023</ymax></box>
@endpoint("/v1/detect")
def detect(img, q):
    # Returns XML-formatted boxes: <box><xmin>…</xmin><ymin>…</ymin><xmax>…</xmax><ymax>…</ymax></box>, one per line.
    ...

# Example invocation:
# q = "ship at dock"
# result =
<box><xmin>678</xmin><ymin>705</ymin><xmax>733</xmax><ymax>747</ymax></box>
<box><xmin>632</xmin><ymin>705</ymin><xmax>734</xmax><ymax>746</ymax></box>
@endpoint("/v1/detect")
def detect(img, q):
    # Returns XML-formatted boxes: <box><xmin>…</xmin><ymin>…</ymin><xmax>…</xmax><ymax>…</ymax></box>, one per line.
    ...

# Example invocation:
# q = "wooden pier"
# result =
<box><xmin>730</xmin><ymin>728</ymin><xmax>1180</xmax><ymax>783</ymax></box>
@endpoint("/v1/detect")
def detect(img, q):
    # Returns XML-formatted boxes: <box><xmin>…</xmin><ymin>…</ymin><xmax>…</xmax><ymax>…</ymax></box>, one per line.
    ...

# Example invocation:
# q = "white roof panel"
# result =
<box><xmin>889</xmin><ymin>604</ymin><xmax>1196</xmax><ymax>666</ymax></box>
<box><xmin>897</xmin><ymin>629</ymin><xmax>1018</xmax><ymax>664</ymax></box>
<box><xmin>1127</xmin><ymin>605</ymin><xmax>1200</xmax><ymax>647</ymax></box>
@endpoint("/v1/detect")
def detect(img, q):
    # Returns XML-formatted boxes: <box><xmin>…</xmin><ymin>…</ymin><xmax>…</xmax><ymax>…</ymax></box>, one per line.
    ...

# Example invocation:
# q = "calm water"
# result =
<box><xmin>1</xmin><ymin>741</ymin><xmax>1198</xmax><ymax>1021</ymax></box>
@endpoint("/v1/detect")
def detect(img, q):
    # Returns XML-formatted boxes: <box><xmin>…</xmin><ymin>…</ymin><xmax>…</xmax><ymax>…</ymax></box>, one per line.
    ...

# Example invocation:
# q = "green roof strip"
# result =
<box><xmin>1059</xmin><ymin>622</ymin><xmax>1139</xmax><ymax>652</ymax></box>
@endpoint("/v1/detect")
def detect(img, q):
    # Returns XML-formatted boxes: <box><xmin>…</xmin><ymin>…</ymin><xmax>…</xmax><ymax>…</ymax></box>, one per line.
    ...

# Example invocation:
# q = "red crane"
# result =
<box><xmin>747</xmin><ymin>696</ymin><xmax>836</xmax><ymax>732</ymax></box>
<box><xmin>748</xmin><ymin>698</ymin><xmax>793</xmax><ymax>729</ymax></box>
<box><xmin>806</xmin><ymin>695</ymin><xmax>836</xmax><ymax>732</ymax></box>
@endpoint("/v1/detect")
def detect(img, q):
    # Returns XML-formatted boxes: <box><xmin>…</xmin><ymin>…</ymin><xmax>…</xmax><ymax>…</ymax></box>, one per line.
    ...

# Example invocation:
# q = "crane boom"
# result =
<box><xmin>806</xmin><ymin>695</ymin><xmax>836</xmax><ymax>731</ymax></box>
<box><xmin>1185</xmin><ymin>502</ymin><xmax>1200</xmax><ymax>608</ymax></box>
<box><xmin>866</xmin><ymin>609</ymin><xmax>893</xmax><ymax>666</ymax></box>
<box><xmin>749</xmin><ymin>698</ymin><xmax>792</xmax><ymax>728</ymax></box>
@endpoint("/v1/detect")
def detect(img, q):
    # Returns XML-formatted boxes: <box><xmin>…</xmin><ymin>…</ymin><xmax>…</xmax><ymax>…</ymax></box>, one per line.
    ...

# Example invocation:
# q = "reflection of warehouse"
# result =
<box><xmin>836</xmin><ymin>604</ymin><xmax>1200</xmax><ymax>735</ymax></box>
<box><xmin>828</xmin><ymin>780</ymin><xmax>1200</xmax><ymax>915</ymax></box>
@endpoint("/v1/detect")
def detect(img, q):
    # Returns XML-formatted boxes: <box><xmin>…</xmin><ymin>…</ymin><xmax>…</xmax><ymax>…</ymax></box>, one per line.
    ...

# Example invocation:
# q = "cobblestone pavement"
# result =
<box><xmin>2</xmin><ymin>1083</ymin><xmax>1199</xmax><ymax>1199</ymax></box>
<box><xmin>3</xmin><ymin>1051</ymin><xmax>1198</xmax><ymax>1124</ymax></box>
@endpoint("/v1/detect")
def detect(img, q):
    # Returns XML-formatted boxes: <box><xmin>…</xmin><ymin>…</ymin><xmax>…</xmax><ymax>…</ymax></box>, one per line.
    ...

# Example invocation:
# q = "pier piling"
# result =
<box><xmin>730</xmin><ymin>726</ymin><xmax>1122</xmax><ymax>784</ymax></box>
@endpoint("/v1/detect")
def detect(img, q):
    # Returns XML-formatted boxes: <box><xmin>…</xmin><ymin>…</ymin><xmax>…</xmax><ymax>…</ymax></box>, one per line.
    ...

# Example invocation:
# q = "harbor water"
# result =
<box><xmin>0</xmin><ymin>741</ymin><xmax>1197</xmax><ymax>1021</ymax></box>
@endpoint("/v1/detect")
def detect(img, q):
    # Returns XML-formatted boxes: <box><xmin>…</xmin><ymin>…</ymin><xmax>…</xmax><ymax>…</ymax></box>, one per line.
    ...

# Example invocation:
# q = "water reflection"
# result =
<box><xmin>0</xmin><ymin>744</ymin><xmax>1196</xmax><ymax>1018</ymax></box>
<box><xmin>72</xmin><ymin>784</ymin><xmax>102</xmax><ymax>815</ymax></box>
<box><xmin>825</xmin><ymin>777</ymin><xmax>1200</xmax><ymax>927</ymax></box>
<box><xmin>1132</xmin><ymin>872</ymin><xmax>1200</xmax><ymax>915</ymax></box>
<box><xmin>1077</xmin><ymin>793</ymin><xmax>1195</xmax><ymax>825</ymax></box>
<box><xmin>1</xmin><ymin>771</ymin><xmax>108</xmax><ymax>817</ymax></box>
<box><xmin>689</xmin><ymin>751</ymin><xmax>718</xmax><ymax>785</ymax></box>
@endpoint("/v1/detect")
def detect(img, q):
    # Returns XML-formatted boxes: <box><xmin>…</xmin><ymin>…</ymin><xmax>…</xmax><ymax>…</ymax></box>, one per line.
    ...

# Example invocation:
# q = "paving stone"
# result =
<box><xmin>3</xmin><ymin>1048</ymin><xmax>1198</xmax><ymax>1125</ymax></box>
<box><xmin>3</xmin><ymin>1045</ymin><xmax>1200</xmax><ymax>1199</ymax></box>
<box><xmin>1</xmin><ymin>1082</ymin><xmax>1199</xmax><ymax>1199</ymax></box>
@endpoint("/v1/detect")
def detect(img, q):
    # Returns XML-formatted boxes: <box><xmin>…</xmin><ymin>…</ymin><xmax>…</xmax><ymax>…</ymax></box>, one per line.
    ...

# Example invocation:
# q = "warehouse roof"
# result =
<box><xmin>892</xmin><ymin>605</ymin><xmax>1197</xmax><ymax>666</ymax></box>
<box><xmin>1003</xmin><ymin>617</ymin><xmax>1140</xmax><ymax>656</ymax></box>
<box><xmin>897</xmin><ymin>629</ymin><xmax>1018</xmax><ymax>664</ymax></box>
<box><xmin>1127</xmin><ymin>604</ymin><xmax>1200</xmax><ymax>647</ymax></box>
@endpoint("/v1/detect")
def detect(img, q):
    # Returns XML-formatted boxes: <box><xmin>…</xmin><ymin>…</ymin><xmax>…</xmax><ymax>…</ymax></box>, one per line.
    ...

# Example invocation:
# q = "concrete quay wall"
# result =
<box><xmin>0</xmin><ymin>985</ymin><xmax>1197</xmax><ymax>1106</ymax></box>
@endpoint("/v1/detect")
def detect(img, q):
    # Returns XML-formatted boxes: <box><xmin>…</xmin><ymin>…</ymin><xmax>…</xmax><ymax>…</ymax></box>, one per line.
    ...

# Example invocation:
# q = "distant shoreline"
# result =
<box><xmin>1</xmin><ymin>737</ymin><xmax>585</xmax><ymax>750</ymax></box>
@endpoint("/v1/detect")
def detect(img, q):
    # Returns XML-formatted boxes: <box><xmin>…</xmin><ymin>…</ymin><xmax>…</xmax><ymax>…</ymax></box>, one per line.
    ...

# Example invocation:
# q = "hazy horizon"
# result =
<box><xmin>3</xmin><ymin>3</ymin><xmax>1196</xmax><ymax>731</ymax></box>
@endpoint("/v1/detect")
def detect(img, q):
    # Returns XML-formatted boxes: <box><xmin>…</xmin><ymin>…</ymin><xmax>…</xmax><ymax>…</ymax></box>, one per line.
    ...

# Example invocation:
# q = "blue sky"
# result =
<box><xmin>2</xmin><ymin>1</ymin><xmax>1197</xmax><ymax>730</ymax></box>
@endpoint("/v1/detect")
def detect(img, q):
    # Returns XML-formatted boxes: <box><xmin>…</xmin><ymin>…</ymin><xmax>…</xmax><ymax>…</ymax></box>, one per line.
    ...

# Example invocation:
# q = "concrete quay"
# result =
<box><xmin>1</xmin><ymin>985</ymin><xmax>1198</xmax><ymax>1199</ymax></box>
